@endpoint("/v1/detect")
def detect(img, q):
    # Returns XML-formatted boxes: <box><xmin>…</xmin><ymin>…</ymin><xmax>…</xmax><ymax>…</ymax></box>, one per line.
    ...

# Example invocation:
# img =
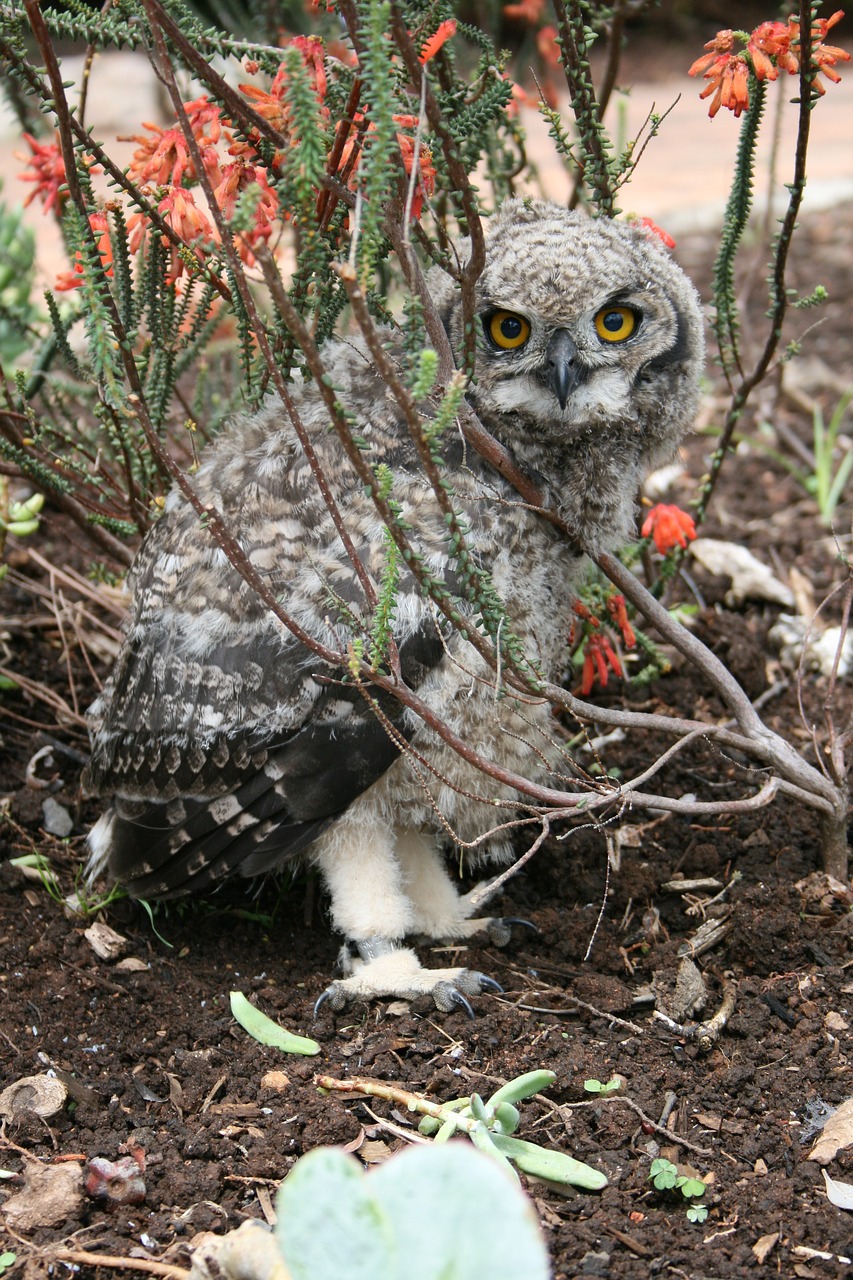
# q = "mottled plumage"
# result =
<box><xmin>85</xmin><ymin>199</ymin><xmax>704</xmax><ymax>1012</ymax></box>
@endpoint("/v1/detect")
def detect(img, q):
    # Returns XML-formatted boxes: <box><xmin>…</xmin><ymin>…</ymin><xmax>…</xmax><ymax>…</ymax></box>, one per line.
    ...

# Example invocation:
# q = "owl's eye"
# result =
<box><xmin>485</xmin><ymin>310</ymin><xmax>531</xmax><ymax>351</ymax></box>
<box><xmin>594</xmin><ymin>306</ymin><xmax>638</xmax><ymax>343</ymax></box>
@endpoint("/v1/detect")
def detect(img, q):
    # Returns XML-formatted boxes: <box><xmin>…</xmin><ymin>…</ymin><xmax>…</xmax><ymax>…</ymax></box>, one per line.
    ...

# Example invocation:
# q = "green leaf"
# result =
<box><xmin>679</xmin><ymin>1177</ymin><xmax>707</xmax><ymax>1200</ymax></box>
<box><xmin>229</xmin><ymin>991</ymin><xmax>320</xmax><ymax>1056</ymax></box>
<box><xmin>0</xmin><ymin>1251</ymin><xmax>17</xmax><ymax>1276</ymax></box>
<box><xmin>370</xmin><ymin>1143</ymin><xmax>550</xmax><ymax>1280</ymax></box>
<box><xmin>486</xmin><ymin>1070</ymin><xmax>556</xmax><ymax>1109</ymax></box>
<box><xmin>489</xmin><ymin>1133</ymin><xmax>608</xmax><ymax>1190</ymax></box>
<box><xmin>276</xmin><ymin>1147</ymin><xmax>395</xmax><ymax>1280</ymax></box>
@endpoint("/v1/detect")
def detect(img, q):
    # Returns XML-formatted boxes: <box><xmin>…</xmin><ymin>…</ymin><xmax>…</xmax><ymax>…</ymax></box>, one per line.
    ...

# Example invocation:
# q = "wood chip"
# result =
<box><xmin>752</xmin><ymin>1231</ymin><xmax>781</xmax><ymax>1263</ymax></box>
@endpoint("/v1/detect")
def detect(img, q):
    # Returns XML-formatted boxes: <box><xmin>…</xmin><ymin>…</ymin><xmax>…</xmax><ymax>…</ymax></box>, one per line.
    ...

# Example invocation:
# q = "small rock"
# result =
<box><xmin>0</xmin><ymin>1074</ymin><xmax>67</xmax><ymax>1120</ymax></box>
<box><xmin>1</xmin><ymin>1157</ymin><xmax>83</xmax><ymax>1230</ymax></box>
<box><xmin>84</xmin><ymin>922</ymin><xmax>128</xmax><ymax>962</ymax></box>
<box><xmin>260</xmin><ymin>1071</ymin><xmax>290</xmax><ymax>1092</ymax></box>
<box><xmin>41</xmin><ymin>796</ymin><xmax>73</xmax><ymax>837</ymax></box>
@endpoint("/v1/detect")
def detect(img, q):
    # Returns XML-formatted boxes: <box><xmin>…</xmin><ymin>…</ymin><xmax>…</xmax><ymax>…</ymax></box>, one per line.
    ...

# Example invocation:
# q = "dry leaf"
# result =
<box><xmin>752</xmin><ymin>1231</ymin><xmax>781</xmax><ymax>1263</ymax></box>
<box><xmin>807</xmin><ymin>1098</ymin><xmax>853</xmax><ymax>1164</ymax></box>
<box><xmin>822</xmin><ymin>1168</ymin><xmax>853</xmax><ymax>1210</ymax></box>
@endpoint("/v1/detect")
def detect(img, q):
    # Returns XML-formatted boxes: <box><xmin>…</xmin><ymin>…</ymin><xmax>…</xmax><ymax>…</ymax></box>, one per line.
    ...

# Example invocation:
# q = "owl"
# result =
<box><xmin>84</xmin><ymin>199</ymin><xmax>704</xmax><ymax>1015</ymax></box>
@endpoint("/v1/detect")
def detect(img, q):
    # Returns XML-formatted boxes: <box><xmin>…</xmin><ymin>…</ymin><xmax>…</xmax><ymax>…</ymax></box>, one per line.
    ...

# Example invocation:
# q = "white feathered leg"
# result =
<box><xmin>310</xmin><ymin>811</ymin><xmax>503</xmax><ymax>1014</ymax></box>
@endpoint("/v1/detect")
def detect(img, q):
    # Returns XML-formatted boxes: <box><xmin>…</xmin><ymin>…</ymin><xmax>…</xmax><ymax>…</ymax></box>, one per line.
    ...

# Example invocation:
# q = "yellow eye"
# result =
<box><xmin>594</xmin><ymin>306</ymin><xmax>637</xmax><ymax>343</ymax></box>
<box><xmin>486</xmin><ymin>310</ymin><xmax>531</xmax><ymax>350</ymax></box>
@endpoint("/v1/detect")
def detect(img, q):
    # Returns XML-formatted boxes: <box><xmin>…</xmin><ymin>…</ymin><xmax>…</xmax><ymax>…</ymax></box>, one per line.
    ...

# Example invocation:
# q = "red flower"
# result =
<box><xmin>55</xmin><ymin>211</ymin><xmax>114</xmax><ymax>291</ymax></box>
<box><xmin>419</xmin><ymin>19</ymin><xmax>456</xmax><ymax>64</ymax></box>
<box><xmin>606</xmin><ymin>594</ymin><xmax>636</xmax><ymax>649</ymax></box>
<box><xmin>641</xmin><ymin>504</ymin><xmax>697</xmax><ymax>554</ymax></box>
<box><xmin>17</xmin><ymin>132</ymin><xmax>90</xmax><ymax>215</ymax></box>
<box><xmin>632</xmin><ymin>216</ymin><xmax>676</xmax><ymax>249</ymax></box>
<box><xmin>581</xmin><ymin>633</ymin><xmax>622</xmax><ymax>696</ymax></box>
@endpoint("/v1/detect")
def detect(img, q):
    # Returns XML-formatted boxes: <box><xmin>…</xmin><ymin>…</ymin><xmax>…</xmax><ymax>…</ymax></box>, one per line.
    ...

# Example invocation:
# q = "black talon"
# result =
<box><xmin>313</xmin><ymin>989</ymin><xmax>331</xmax><ymax>1019</ymax></box>
<box><xmin>448</xmin><ymin>989</ymin><xmax>476</xmax><ymax>1019</ymax></box>
<box><xmin>478</xmin><ymin>975</ymin><xmax>504</xmax><ymax>994</ymax></box>
<box><xmin>501</xmin><ymin>917</ymin><xmax>539</xmax><ymax>934</ymax></box>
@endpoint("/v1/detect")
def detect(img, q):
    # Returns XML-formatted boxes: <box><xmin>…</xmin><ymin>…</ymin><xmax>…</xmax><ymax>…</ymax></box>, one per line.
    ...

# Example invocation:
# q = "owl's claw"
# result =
<box><xmin>313</xmin><ymin>949</ymin><xmax>503</xmax><ymax>1018</ymax></box>
<box><xmin>486</xmin><ymin>916</ymin><xmax>538</xmax><ymax>947</ymax></box>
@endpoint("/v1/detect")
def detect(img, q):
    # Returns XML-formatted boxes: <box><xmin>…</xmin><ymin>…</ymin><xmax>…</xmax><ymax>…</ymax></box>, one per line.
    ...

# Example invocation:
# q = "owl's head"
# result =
<box><xmin>435</xmin><ymin>199</ymin><xmax>704</xmax><ymax>479</ymax></box>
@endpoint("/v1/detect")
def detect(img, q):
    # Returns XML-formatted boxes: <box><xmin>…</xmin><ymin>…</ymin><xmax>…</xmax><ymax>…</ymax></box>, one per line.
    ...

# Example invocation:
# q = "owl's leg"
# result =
<box><xmin>395</xmin><ymin>829</ymin><xmax>533</xmax><ymax>947</ymax></box>
<box><xmin>310</xmin><ymin>813</ymin><xmax>502</xmax><ymax>1016</ymax></box>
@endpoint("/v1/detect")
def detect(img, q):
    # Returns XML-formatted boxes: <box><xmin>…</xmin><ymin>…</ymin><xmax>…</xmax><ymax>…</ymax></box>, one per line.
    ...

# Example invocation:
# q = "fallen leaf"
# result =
<box><xmin>825</xmin><ymin>1012</ymin><xmax>850</xmax><ymax>1033</ymax></box>
<box><xmin>693</xmin><ymin>1112</ymin><xmax>721</xmax><ymax>1131</ymax></box>
<box><xmin>114</xmin><ymin>957</ymin><xmax>149</xmax><ymax>972</ymax></box>
<box><xmin>807</xmin><ymin>1098</ymin><xmax>853</xmax><ymax>1164</ymax></box>
<box><xmin>690</xmin><ymin>538</ymin><xmax>794</xmax><ymax>606</ymax></box>
<box><xmin>822</xmin><ymin>1168</ymin><xmax>853</xmax><ymax>1211</ymax></box>
<box><xmin>752</xmin><ymin>1231</ymin><xmax>781</xmax><ymax>1263</ymax></box>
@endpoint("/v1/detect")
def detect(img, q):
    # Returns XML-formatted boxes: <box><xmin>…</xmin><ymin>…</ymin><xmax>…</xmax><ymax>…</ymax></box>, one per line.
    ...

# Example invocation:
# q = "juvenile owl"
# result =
<box><xmin>85</xmin><ymin>199</ymin><xmax>704</xmax><ymax>1014</ymax></box>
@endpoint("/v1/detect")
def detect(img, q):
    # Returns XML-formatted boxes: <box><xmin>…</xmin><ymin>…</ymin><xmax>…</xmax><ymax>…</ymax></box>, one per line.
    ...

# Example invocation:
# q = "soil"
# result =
<box><xmin>1</xmin><ymin>200</ymin><xmax>853</xmax><ymax>1280</ymax></box>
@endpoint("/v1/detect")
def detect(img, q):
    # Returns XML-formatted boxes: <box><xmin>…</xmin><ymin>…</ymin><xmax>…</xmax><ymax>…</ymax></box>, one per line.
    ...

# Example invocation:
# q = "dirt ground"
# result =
<box><xmin>1</xmin><ymin>192</ymin><xmax>853</xmax><ymax>1280</ymax></box>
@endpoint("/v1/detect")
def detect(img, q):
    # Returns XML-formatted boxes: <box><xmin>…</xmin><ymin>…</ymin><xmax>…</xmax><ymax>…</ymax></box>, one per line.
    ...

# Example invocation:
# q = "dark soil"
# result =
<box><xmin>1</xmin><ymin>205</ymin><xmax>852</xmax><ymax>1280</ymax></box>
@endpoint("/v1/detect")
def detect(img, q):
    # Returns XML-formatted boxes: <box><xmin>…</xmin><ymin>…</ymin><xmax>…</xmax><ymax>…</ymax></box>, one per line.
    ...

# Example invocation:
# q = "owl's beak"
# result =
<box><xmin>546</xmin><ymin>329</ymin><xmax>582</xmax><ymax>410</ymax></box>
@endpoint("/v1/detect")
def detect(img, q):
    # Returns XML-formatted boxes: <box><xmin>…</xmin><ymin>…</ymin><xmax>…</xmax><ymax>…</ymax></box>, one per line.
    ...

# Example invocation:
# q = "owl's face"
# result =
<box><xmin>442</xmin><ymin>200</ymin><xmax>704</xmax><ymax>469</ymax></box>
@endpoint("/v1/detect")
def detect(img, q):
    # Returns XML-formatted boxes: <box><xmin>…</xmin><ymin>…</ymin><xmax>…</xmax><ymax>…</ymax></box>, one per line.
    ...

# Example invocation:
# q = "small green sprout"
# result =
<box><xmin>0</xmin><ymin>1252</ymin><xmax>17</xmax><ymax>1276</ymax></box>
<box><xmin>583</xmin><ymin>1077</ymin><xmax>622</xmax><ymax>1096</ymax></box>
<box><xmin>648</xmin><ymin>1158</ymin><xmax>708</xmax><ymax>1222</ymax></box>
<box><xmin>412</xmin><ymin>1068</ymin><xmax>607</xmax><ymax>1189</ymax></box>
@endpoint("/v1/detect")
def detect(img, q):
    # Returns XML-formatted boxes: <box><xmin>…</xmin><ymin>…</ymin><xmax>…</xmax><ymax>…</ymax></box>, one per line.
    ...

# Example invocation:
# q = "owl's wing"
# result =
<box><xmin>84</xmin><ymin>531</ymin><xmax>446</xmax><ymax>899</ymax></box>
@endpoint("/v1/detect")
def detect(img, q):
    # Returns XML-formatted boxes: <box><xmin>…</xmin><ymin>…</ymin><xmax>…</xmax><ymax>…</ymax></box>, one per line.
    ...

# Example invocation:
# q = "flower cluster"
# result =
<box><xmin>689</xmin><ymin>11</ymin><xmax>849</xmax><ymax>118</ymax></box>
<box><xmin>20</xmin><ymin>21</ymin><xmax>456</xmax><ymax>294</ymax></box>
<box><xmin>570</xmin><ymin>594</ymin><xmax>636</xmax><ymax>697</ymax></box>
<box><xmin>641</xmin><ymin>504</ymin><xmax>697</xmax><ymax>555</ymax></box>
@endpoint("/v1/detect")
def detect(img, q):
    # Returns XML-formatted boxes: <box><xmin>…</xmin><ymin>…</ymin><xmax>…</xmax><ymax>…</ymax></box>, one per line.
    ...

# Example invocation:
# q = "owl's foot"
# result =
<box><xmin>313</xmin><ymin>945</ymin><xmax>503</xmax><ymax>1018</ymax></box>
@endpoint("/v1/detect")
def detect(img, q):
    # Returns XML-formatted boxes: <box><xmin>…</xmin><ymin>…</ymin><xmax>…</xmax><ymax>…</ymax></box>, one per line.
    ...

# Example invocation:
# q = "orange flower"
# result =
<box><xmin>687</xmin><ymin>28</ymin><xmax>736</xmax><ymax>78</ymax></box>
<box><xmin>503</xmin><ymin>0</ymin><xmax>545</xmax><ymax>23</ymax></box>
<box><xmin>692</xmin><ymin>13</ymin><xmax>848</xmax><ymax>116</ymax></box>
<box><xmin>695</xmin><ymin>51</ymin><xmax>751</xmax><ymax>118</ymax></box>
<box><xmin>126</xmin><ymin>186</ymin><xmax>215</xmax><ymax>284</ymax></box>
<box><xmin>211</xmin><ymin>161</ymin><xmax>280</xmax><ymax>265</ymax></box>
<box><xmin>336</xmin><ymin>113</ymin><xmax>435</xmax><ymax>222</ymax></box>
<box><xmin>183</xmin><ymin>95</ymin><xmax>227</xmax><ymax>146</ymax></box>
<box><xmin>641</xmin><ymin>504</ymin><xmax>697</xmax><ymax>554</ymax></box>
<box><xmin>581</xmin><ymin>633</ymin><xmax>622</xmax><ymax>696</ymax></box>
<box><xmin>55</xmin><ymin>211</ymin><xmax>113</xmax><ymax>291</ymax></box>
<box><xmin>747</xmin><ymin>21</ymin><xmax>792</xmax><ymax>80</ymax></box>
<box><xmin>123</xmin><ymin>123</ymin><xmax>194</xmax><ymax>187</ymax></box>
<box><xmin>419</xmin><ymin>18</ymin><xmax>456</xmax><ymax>64</ymax></box>
<box><xmin>240</xmin><ymin>35</ymin><xmax>328</xmax><ymax>137</ymax></box>
<box><xmin>395</xmin><ymin>131</ymin><xmax>435</xmax><ymax>220</ymax></box>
